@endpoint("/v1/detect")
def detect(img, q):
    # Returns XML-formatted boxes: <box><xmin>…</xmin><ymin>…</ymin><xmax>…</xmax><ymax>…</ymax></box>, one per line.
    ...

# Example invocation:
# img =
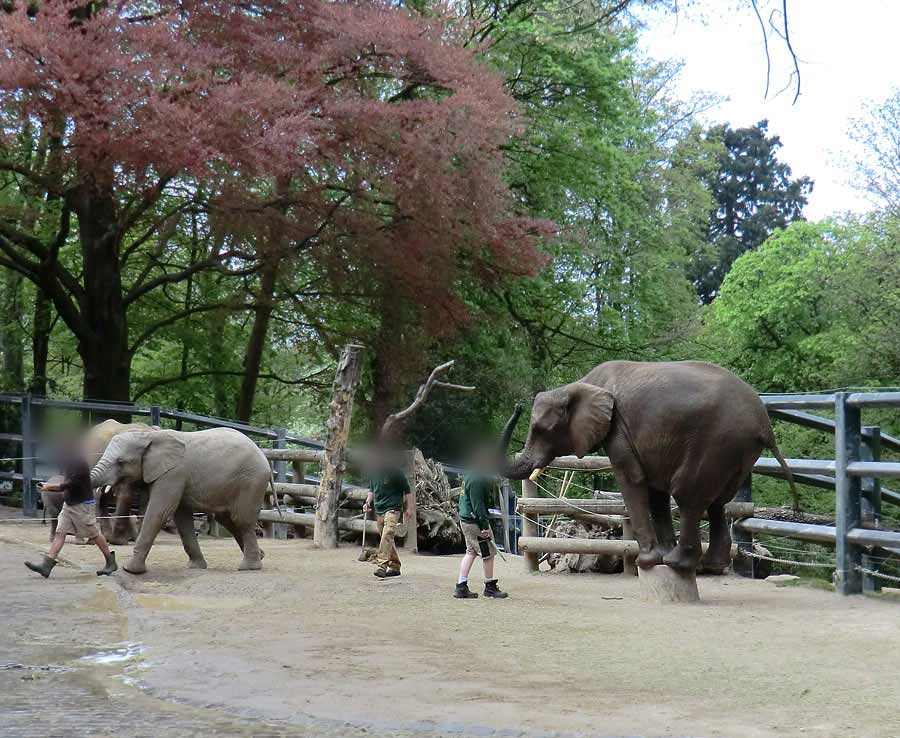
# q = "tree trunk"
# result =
<box><xmin>315</xmin><ymin>344</ymin><xmax>364</xmax><ymax>549</ymax></box>
<box><xmin>0</xmin><ymin>269</ymin><xmax>25</xmax><ymax>392</ymax></box>
<box><xmin>235</xmin><ymin>258</ymin><xmax>277</xmax><ymax>422</ymax></box>
<box><xmin>71</xmin><ymin>181</ymin><xmax>131</xmax><ymax>406</ymax></box>
<box><xmin>29</xmin><ymin>290</ymin><xmax>52</xmax><ymax>397</ymax></box>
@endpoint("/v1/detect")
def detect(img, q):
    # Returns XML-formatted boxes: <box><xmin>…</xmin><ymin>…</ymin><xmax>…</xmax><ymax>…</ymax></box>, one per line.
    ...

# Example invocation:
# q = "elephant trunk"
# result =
<box><xmin>500</xmin><ymin>450</ymin><xmax>540</xmax><ymax>480</ymax></box>
<box><xmin>89</xmin><ymin>454</ymin><xmax>113</xmax><ymax>489</ymax></box>
<box><xmin>497</xmin><ymin>403</ymin><xmax>541</xmax><ymax>480</ymax></box>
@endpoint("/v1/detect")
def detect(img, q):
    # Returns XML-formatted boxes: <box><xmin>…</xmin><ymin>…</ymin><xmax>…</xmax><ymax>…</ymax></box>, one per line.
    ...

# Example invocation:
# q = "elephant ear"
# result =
<box><xmin>568</xmin><ymin>383</ymin><xmax>614</xmax><ymax>458</ymax></box>
<box><xmin>142</xmin><ymin>433</ymin><xmax>186</xmax><ymax>483</ymax></box>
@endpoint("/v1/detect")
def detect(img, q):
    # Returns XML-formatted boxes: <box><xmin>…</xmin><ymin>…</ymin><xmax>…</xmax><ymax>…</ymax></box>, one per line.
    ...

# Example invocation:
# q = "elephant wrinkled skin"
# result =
<box><xmin>90</xmin><ymin>428</ymin><xmax>274</xmax><ymax>574</ymax></box>
<box><xmin>500</xmin><ymin>360</ymin><xmax>796</xmax><ymax>574</ymax></box>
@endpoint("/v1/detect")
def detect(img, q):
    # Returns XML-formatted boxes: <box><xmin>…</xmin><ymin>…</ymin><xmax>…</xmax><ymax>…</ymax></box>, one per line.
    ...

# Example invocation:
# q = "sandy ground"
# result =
<box><xmin>3</xmin><ymin>512</ymin><xmax>900</xmax><ymax>738</ymax></box>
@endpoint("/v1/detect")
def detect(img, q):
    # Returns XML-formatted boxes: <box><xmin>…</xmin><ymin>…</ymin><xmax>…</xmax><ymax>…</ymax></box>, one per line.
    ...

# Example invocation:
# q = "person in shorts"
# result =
<box><xmin>363</xmin><ymin>445</ymin><xmax>413</xmax><ymax>579</ymax></box>
<box><xmin>455</xmin><ymin>450</ymin><xmax>508</xmax><ymax>599</ymax></box>
<box><xmin>25</xmin><ymin>446</ymin><xmax>117</xmax><ymax>578</ymax></box>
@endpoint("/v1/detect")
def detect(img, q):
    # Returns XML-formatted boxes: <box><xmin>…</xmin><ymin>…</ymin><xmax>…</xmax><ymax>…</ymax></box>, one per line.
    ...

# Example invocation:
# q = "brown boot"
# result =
<box><xmin>454</xmin><ymin>581</ymin><xmax>478</xmax><ymax>599</ymax></box>
<box><xmin>96</xmin><ymin>551</ymin><xmax>117</xmax><ymax>576</ymax></box>
<box><xmin>483</xmin><ymin>580</ymin><xmax>508</xmax><ymax>598</ymax></box>
<box><xmin>25</xmin><ymin>554</ymin><xmax>57</xmax><ymax>578</ymax></box>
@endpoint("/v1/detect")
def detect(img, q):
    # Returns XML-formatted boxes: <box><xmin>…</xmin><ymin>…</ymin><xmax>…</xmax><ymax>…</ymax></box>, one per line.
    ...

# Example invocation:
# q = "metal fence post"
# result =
<box><xmin>20</xmin><ymin>394</ymin><xmax>36</xmax><ymax>517</ymax></box>
<box><xmin>732</xmin><ymin>475</ymin><xmax>755</xmax><ymax>577</ymax></box>
<box><xmin>861</xmin><ymin>426</ymin><xmax>882</xmax><ymax>594</ymax></box>
<box><xmin>834</xmin><ymin>392</ymin><xmax>863</xmax><ymax>595</ymax></box>
<box><xmin>499</xmin><ymin>478</ymin><xmax>512</xmax><ymax>555</ymax></box>
<box><xmin>150</xmin><ymin>405</ymin><xmax>162</xmax><ymax>427</ymax></box>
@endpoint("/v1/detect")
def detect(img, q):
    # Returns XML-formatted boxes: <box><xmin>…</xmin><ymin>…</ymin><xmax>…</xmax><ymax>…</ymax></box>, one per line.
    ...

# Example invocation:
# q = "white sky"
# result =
<box><xmin>637</xmin><ymin>0</ymin><xmax>900</xmax><ymax>220</ymax></box>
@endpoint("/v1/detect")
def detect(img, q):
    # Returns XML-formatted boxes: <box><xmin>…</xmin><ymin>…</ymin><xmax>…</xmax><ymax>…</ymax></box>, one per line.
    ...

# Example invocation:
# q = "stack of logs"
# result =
<box><xmin>259</xmin><ymin>447</ymin><xmax>465</xmax><ymax>553</ymax></box>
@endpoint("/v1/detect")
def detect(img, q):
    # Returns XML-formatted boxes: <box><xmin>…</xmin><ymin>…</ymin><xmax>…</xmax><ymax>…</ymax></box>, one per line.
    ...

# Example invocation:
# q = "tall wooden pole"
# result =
<box><xmin>315</xmin><ymin>344</ymin><xmax>364</xmax><ymax>549</ymax></box>
<box><xmin>732</xmin><ymin>475</ymin><xmax>755</xmax><ymax>578</ymax></box>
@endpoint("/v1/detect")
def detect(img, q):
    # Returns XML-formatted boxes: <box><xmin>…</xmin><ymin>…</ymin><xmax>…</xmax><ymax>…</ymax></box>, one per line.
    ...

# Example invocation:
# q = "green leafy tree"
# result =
<box><xmin>690</xmin><ymin>120</ymin><xmax>813</xmax><ymax>303</ymax></box>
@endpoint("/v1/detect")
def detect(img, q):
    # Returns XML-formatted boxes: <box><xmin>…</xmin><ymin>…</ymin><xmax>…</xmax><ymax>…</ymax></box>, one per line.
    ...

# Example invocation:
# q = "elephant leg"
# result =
<box><xmin>107</xmin><ymin>484</ymin><xmax>133</xmax><ymax>545</ymax></box>
<box><xmin>125</xmin><ymin>483</ymin><xmax>179</xmax><ymax>575</ymax></box>
<box><xmin>237</xmin><ymin>523</ymin><xmax>263</xmax><ymax>571</ymax></box>
<box><xmin>217</xmin><ymin>512</ymin><xmax>265</xmax><ymax>561</ymax></box>
<box><xmin>664</xmin><ymin>501</ymin><xmax>703</xmax><ymax>572</ymax></box>
<box><xmin>649</xmin><ymin>492</ymin><xmax>676</xmax><ymax>558</ymax></box>
<box><xmin>618</xmin><ymin>478</ymin><xmax>660</xmax><ymax>568</ymax></box>
<box><xmin>699</xmin><ymin>498</ymin><xmax>731</xmax><ymax>575</ymax></box>
<box><xmin>173</xmin><ymin>505</ymin><xmax>207</xmax><ymax>569</ymax></box>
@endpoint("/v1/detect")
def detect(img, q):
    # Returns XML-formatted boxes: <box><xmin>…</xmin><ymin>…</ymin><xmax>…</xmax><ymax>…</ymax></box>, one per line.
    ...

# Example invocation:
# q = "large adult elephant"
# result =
<box><xmin>89</xmin><ymin>428</ymin><xmax>275</xmax><ymax>574</ymax></box>
<box><xmin>500</xmin><ymin>360</ymin><xmax>796</xmax><ymax>574</ymax></box>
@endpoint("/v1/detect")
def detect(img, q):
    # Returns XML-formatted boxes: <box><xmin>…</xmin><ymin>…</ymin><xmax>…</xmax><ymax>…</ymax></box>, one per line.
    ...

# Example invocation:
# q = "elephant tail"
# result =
<box><xmin>269</xmin><ymin>468</ymin><xmax>282</xmax><ymax>517</ymax></box>
<box><xmin>766</xmin><ymin>431</ymin><xmax>800</xmax><ymax>512</ymax></box>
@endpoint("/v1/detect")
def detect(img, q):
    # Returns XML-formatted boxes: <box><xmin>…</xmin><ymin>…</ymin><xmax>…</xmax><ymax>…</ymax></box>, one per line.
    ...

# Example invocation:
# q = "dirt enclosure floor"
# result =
<box><xmin>2</xmin><ymin>513</ymin><xmax>900</xmax><ymax>738</ymax></box>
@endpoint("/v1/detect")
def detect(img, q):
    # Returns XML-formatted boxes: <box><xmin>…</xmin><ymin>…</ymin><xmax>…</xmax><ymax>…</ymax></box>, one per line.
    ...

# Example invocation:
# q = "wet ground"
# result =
<box><xmin>2</xmin><ymin>510</ymin><xmax>900</xmax><ymax>738</ymax></box>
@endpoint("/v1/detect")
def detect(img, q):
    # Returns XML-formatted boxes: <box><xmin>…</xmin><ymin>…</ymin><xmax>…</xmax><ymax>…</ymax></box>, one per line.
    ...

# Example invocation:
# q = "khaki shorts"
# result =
<box><xmin>57</xmin><ymin>502</ymin><xmax>100</xmax><ymax>540</ymax></box>
<box><xmin>461</xmin><ymin>521</ymin><xmax>497</xmax><ymax>559</ymax></box>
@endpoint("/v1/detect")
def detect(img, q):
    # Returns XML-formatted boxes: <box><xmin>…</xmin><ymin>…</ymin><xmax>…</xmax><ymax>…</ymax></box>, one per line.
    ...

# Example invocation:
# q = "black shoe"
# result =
<box><xmin>97</xmin><ymin>551</ymin><xmax>117</xmax><ymax>576</ymax></box>
<box><xmin>25</xmin><ymin>554</ymin><xmax>57</xmax><ymax>578</ymax></box>
<box><xmin>483</xmin><ymin>580</ymin><xmax>508</xmax><ymax>598</ymax></box>
<box><xmin>374</xmin><ymin>567</ymin><xmax>401</xmax><ymax>578</ymax></box>
<box><xmin>454</xmin><ymin>582</ymin><xmax>478</xmax><ymax>599</ymax></box>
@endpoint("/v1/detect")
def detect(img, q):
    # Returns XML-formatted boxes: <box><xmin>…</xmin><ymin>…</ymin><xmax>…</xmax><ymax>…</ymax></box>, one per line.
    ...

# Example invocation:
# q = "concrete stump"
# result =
<box><xmin>638</xmin><ymin>565</ymin><xmax>699</xmax><ymax>603</ymax></box>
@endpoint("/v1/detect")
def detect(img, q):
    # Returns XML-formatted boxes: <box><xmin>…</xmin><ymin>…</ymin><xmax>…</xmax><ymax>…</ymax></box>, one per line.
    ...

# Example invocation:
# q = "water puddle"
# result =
<box><xmin>79</xmin><ymin>642</ymin><xmax>145</xmax><ymax>665</ymax></box>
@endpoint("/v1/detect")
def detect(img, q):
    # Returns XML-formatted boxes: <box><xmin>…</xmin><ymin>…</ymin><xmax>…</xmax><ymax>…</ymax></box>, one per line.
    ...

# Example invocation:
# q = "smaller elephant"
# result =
<box><xmin>40</xmin><ymin>476</ymin><xmax>114</xmax><ymax>542</ymax></box>
<box><xmin>90</xmin><ymin>428</ymin><xmax>275</xmax><ymax>574</ymax></box>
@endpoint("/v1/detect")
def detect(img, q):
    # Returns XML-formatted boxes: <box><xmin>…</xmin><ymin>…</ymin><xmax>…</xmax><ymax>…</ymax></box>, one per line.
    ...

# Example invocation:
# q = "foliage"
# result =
<box><xmin>689</xmin><ymin>120</ymin><xmax>813</xmax><ymax>303</ymax></box>
<box><xmin>0</xmin><ymin>0</ymin><xmax>545</xmax><ymax>416</ymax></box>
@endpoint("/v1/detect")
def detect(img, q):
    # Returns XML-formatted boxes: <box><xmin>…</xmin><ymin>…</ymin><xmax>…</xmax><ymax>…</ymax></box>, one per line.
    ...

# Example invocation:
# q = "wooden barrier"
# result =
<box><xmin>517</xmin><ymin>498</ymin><xmax>627</xmax><ymax>515</ymax></box>
<box><xmin>518</xmin><ymin>536</ymin><xmax>737</xmax><ymax>558</ymax></box>
<box><xmin>258</xmin><ymin>509</ymin><xmax>378</xmax><ymax>535</ymax></box>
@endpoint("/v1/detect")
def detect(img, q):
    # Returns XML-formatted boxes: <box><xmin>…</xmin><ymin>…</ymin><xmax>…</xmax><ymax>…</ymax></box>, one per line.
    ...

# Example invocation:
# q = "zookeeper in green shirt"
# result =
<box><xmin>363</xmin><ymin>461</ymin><xmax>413</xmax><ymax>578</ymax></box>
<box><xmin>455</xmin><ymin>470</ymin><xmax>509</xmax><ymax>599</ymax></box>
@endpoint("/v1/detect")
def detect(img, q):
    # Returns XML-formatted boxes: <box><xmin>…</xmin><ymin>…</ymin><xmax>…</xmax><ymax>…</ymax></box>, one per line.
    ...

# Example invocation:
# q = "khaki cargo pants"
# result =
<box><xmin>374</xmin><ymin>510</ymin><xmax>402</xmax><ymax>572</ymax></box>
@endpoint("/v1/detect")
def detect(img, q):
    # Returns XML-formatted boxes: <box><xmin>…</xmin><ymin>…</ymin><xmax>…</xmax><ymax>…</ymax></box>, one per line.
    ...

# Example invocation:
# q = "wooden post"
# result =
<box><xmin>290</xmin><ymin>459</ymin><xmax>307</xmax><ymax>538</ymax></box>
<box><xmin>397</xmin><ymin>450</ymin><xmax>418</xmax><ymax>552</ymax></box>
<box><xmin>20</xmin><ymin>394</ymin><xmax>36</xmax><ymax>517</ymax></box>
<box><xmin>621</xmin><ymin>517</ymin><xmax>638</xmax><ymax>576</ymax></box>
<box><xmin>732</xmin><ymin>475</ymin><xmax>755</xmax><ymax>578</ymax></box>
<box><xmin>835</xmin><ymin>392</ymin><xmax>863</xmax><ymax>595</ymax></box>
<box><xmin>521</xmin><ymin>478</ymin><xmax>540</xmax><ymax>572</ymax></box>
<box><xmin>861</xmin><ymin>426</ymin><xmax>882</xmax><ymax>594</ymax></box>
<box><xmin>314</xmin><ymin>344</ymin><xmax>364</xmax><ymax>549</ymax></box>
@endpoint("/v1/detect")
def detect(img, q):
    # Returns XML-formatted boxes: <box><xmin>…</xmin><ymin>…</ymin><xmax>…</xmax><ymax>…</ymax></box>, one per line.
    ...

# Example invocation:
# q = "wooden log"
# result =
<box><xmin>638</xmin><ymin>565</ymin><xmax>699</xmax><ymax>603</ymax></box>
<box><xmin>258</xmin><ymin>509</ymin><xmax>378</xmax><ymax>535</ymax></box>
<box><xmin>518</xmin><ymin>536</ymin><xmax>737</xmax><ymax>558</ymax></box>
<box><xmin>518</xmin><ymin>536</ymin><xmax>639</xmax><ymax>556</ymax></box>
<box><xmin>275</xmin><ymin>482</ymin><xmax>368</xmax><ymax>502</ymax></box>
<box><xmin>262</xmin><ymin>448</ymin><xmax>325</xmax><ymax>463</ymax></box>
<box><xmin>315</xmin><ymin>344</ymin><xmax>364</xmax><ymax>549</ymax></box>
<box><xmin>516</xmin><ymin>498</ymin><xmax>627</xmax><ymax>515</ymax></box>
<box><xmin>546</xmin><ymin>455</ymin><xmax>612</xmax><ymax>471</ymax></box>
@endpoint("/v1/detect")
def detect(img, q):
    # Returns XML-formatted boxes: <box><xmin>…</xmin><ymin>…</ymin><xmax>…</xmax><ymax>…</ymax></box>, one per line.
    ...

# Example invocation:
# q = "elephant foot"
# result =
<box><xmin>259</xmin><ymin>548</ymin><xmax>265</xmax><ymax>561</ymax></box>
<box><xmin>636</xmin><ymin>549</ymin><xmax>664</xmax><ymax>569</ymax></box>
<box><xmin>662</xmin><ymin>546</ymin><xmax>701</xmax><ymax>572</ymax></box>
<box><xmin>123</xmin><ymin>557</ymin><xmax>147</xmax><ymax>575</ymax></box>
<box><xmin>698</xmin><ymin>556</ymin><xmax>730</xmax><ymax>575</ymax></box>
<box><xmin>187</xmin><ymin>558</ymin><xmax>208</xmax><ymax>570</ymax></box>
<box><xmin>238</xmin><ymin>557</ymin><xmax>263</xmax><ymax>571</ymax></box>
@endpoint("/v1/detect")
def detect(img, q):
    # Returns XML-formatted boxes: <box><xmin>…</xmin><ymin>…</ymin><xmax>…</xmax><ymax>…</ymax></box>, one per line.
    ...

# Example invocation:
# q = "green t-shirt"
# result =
<box><xmin>458</xmin><ymin>473</ymin><xmax>494</xmax><ymax>530</ymax></box>
<box><xmin>368</xmin><ymin>468</ymin><xmax>410</xmax><ymax>515</ymax></box>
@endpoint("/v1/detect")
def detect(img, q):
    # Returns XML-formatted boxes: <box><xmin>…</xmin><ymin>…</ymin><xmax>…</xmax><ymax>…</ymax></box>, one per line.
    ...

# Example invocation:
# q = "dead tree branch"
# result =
<box><xmin>380</xmin><ymin>360</ymin><xmax>475</xmax><ymax>440</ymax></box>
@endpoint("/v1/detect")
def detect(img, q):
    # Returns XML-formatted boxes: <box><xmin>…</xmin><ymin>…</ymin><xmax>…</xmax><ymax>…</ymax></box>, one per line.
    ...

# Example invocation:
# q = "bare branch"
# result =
<box><xmin>380</xmin><ymin>360</ymin><xmax>475</xmax><ymax>440</ymax></box>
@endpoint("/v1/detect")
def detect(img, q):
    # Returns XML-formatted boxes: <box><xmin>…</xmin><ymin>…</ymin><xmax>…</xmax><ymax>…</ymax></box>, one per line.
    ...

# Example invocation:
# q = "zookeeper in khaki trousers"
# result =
<box><xmin>363</xmin><ymin>462</ymin><xmax>413</xmax><ymax>578</ymax></box>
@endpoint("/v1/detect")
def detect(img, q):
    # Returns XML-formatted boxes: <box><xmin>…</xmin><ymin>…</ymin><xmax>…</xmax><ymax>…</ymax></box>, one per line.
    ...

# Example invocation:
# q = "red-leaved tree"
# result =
<box><xmin>0</xmin><ymin>0</ymin><xmax>547</xmax><ymax>408</ymax></box>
